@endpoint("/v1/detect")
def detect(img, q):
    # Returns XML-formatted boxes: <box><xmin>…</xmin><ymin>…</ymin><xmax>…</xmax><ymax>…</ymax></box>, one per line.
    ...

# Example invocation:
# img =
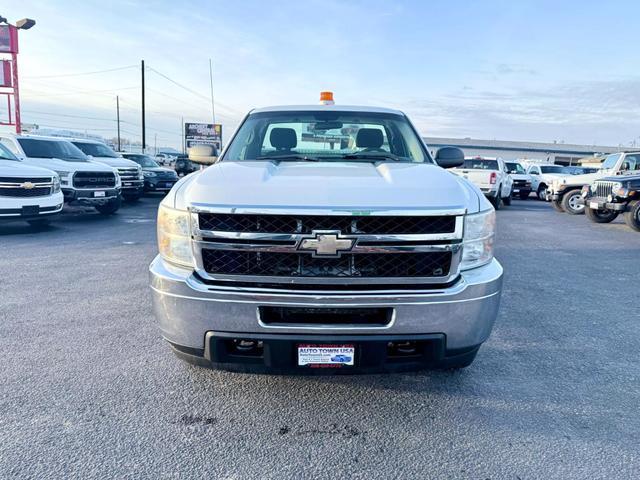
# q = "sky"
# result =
<box><xmin>2</xmin><ymin>0</ymin><xmax>640</xmax><ymax>149</ymax></box>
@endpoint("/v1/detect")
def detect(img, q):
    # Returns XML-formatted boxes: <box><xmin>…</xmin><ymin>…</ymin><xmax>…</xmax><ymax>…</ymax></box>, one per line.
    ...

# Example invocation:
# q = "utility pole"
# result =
<box><xmin>141</xmin><ymin>59</ymin><xmax>146</xmax><ymax>152</ymax></box>
<box><xmin>209</xmin><ymin>58</ymin><xmax>215</xmax><ymax>124</ymax></box>
<box><xmin>116</xmin><ymin>95</ymin><xmax>121</xmax><ymax>152</ymax></box>
<box><xmin>181</xmin><ymin>116</ymin><xmax>185</xmax><ymax>154</ymax></box>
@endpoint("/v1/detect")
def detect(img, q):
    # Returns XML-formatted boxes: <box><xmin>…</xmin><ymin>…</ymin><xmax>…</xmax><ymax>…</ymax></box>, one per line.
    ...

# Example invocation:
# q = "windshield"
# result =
<box><xmin>601</xmin><ymin>154</ymin><xmax>621</xmax><ymax>170</ymax></box>
<box><xmin>540</xmin><ymin>165</ymin><xmax>567</xmax><ymax>174</ymax></box>
<box><xmin>124</xmin><ymin>154</ymin><xmax>159</xmax><ymax>168</ymax></box>
<box><xmin>72</xmin><ymin>142</ymin><xmax>119</xmax><ymax>158</ymax></box>
<box><xmin>18</xmin><ymin>138</ymin><xmax>88</xmax><ymax>162</ymax></box>
<box><xmin>223</xmin><ymin>110</ymin><xmax>431</xmax><ymax>163</ymax></box>
<box><xmin>0</xmin><ymin>143</ymin><xmax>19</xmax><ymax>161</ymax></box>
<box><xmin>505</xmin><ymin>162</ymin><xmax>525</xmax><ymax>174</ymax></box>
<box><xmin>462</xmin><ymin>159</ymin><xmax>499</xmax><ymax>170</ymax></box>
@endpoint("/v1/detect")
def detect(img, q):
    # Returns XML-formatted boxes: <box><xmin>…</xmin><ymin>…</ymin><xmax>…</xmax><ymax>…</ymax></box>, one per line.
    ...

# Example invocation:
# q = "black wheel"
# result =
<box><xmin>561</xmin><ymin>189</ymin><xmax>585</xmax><ymax>215</ymax></box>
<box><xmin>585</xmin><ymin>207</ymin><xmax>618</xmax><ymax>223</ymax></box>
<box><xmin>95</xmin><ymin>197</ymin><xmax>121</xmax><ymax>215</ymax></box>
<box><xmin>122</xmin><ymin>193</ymin><xmax>141</xmax><ymax>203</ymax></box>
<box><xmin>623</xmin><ymin>200</ymin><xmax>640</xmax><ymax>231</ymax></box>
<box><xmin>502</xmin><ymin>188</ymin><xmax>512</xmax><ymax>206</ymax></box>
<box><xmin>551</xmin><ymin>198</ymin><xmax>565</xmax><ymax>212</ymax></box>
<box><xmin>519</xmin><ymin>190</ymin><xmax>530</xmax><ymax>200</ymax></box>
<box><xmin>537</xmin><ymin>184</ymin><xmax>547</xmax><ymax>200</ymax></box>
<box><xmin>27</xmin><ymin>218</ymin><xmax>50</xmax><ymax>227</ymax></box>
<box><xmin>490</xmin><ymin>195</ymin><xmax>501</xmax><ymax>210</ymax></box>
<box><xmin>437</xmin><ymin>347</ymin><xmax>479</xmax><ymax>370</ymax></box>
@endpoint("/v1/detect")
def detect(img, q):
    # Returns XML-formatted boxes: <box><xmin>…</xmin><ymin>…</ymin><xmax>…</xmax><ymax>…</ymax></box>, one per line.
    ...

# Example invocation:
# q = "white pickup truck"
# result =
<box><xmin>0</xmin><ymin>142</ymin><xmax>63</xmax><ymax>226</ymax></box>
<box><xmin>149</xmin><ymin>99</ymin><xmax>504</xmax><ymax>374</ymax></box>
<box><xmin>451</xmin><ymin>157</ymin><xmax>513</xmax><ymax>209</ymax></box>
<box><xmin>525</xmin><ymin>164</ymin><xmax>573</xmax><ymax>201</ymax></box>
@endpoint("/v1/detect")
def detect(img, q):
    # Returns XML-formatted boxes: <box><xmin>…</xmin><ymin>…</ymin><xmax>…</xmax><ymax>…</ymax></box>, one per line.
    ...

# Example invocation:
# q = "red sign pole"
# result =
<box><xmin>11</xmin><ymin>50</ymin><xmax>20</xmax><ymax>133</ymax></box>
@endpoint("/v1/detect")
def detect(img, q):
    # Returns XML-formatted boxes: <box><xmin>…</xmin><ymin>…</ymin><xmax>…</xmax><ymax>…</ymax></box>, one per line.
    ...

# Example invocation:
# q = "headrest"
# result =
<box><xmin>270</xmin><ymin>128</ymin><xmax>297</xmax><ymax>150</ymax></box>
<box><xmin>356</xmin><ymin>128</ymin><xmax>384</xmax><ymax>149</ymax></box>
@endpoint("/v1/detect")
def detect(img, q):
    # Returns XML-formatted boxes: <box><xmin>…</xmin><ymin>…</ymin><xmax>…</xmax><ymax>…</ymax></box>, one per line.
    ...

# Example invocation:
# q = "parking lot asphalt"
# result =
<box><xmin>1</xmin><ymin>196</ymin><xmax>639</xmax><ymax>479</ymax></box>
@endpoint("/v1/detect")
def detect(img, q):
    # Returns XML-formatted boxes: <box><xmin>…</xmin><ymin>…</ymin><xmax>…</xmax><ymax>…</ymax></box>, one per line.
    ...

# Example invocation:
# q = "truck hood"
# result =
<box><xmin>89</xmin><ymin>156</ymin><xmax>139</xmax><ymax>168</ymax></box>
<box><xmin>178</xmin><ymin>161</ymin><xmax>480</xmax><ymax>213</ymax></box>
<box><xmin>510</xmin><ymin>173</ymin><xmax>532</xmax><ymax>181</ymax></box>
<box><xmin>560</xmin><ymin>172</ymin><xmax>604</xmax><ymax>187</ymax></box>
<box><xmin>24</xmin><ymin>157</ymin><xmax>116</xmax><ymax>174</ymax></box>
<box><xmin>0</xmin><ymin>160</ymin><xmax>57</xmax><ymax>177</ymax></box>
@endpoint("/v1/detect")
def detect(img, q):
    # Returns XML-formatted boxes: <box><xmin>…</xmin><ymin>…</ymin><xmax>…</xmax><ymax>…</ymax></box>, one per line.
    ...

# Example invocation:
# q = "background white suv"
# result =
<box><xmin>0</xmin><ymin>142</ymin><xmax>63</xmax><ymax>226</ymax></box>
<box><xmin>0</xmin><ymin>133</ymin><xmax>122</xmax><ymax>215</ymax></box>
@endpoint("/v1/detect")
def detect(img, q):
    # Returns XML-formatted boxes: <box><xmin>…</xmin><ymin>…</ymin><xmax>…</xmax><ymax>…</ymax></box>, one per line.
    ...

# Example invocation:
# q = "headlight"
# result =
<box><xmin>144</xmin><ymin>171</ymin><xmax>157</xmax><ymax>178</ymax></box>
<box><xmin>54</xmin><ymin>170</ymin><xmax>69</xmax><ymax>179</ymax></box>
<box><xmin>114</xmin><ymin>172</ymin><xmax>121</xmax><ymax>187</ymax></box>
<box><xmin>157</xmin><ymin>204</ymin><xmax>194</xmax><ymax>267</ymax></box>
<box><xmin>461</xmin><ymin>209</ymin><xmax>495</xmax><ymax>270</ymax></box>
<box><xmin>137</xmin><ymin>167</ymin><xmax>144</xmax><ymax>180</ymax></box>
<box><xmin>52</xmin><ymin>175</ymin><xmax>61</xmax><ymax>193</ymax></box>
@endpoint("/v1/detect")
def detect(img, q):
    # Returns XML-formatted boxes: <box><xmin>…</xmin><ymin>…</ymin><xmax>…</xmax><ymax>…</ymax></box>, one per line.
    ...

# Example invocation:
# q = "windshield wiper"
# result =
<box><xmin>255</xmin><ymin>154</ymin><xmax>320</xmax><ymax>162</ymax></box>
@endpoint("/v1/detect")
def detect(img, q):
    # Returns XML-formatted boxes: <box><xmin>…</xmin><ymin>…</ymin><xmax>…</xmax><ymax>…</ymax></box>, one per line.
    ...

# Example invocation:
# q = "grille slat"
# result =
<box><xmin>0</xmin><ymin>176</ymin><xmax>51</xmax><ymax>183</ymax></box>
<box><xmin>0</xmin><ymin>187</ymin><xmax>52</xmax><ymax>197</ymax></box>
<box><xmin>202</xmin><ymin>250</ymin><xmax>452</xmax><ymax>278</ymax></box>
<box><xmin>198</xmin><ymin>213</ymin><xmax>456</xmax><ymax>235</ymax></box>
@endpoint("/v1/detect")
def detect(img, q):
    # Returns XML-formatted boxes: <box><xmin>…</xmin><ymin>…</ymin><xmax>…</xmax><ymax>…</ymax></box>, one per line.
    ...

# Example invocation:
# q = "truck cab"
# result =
<box><xmin>149</xmin><ymin>98</ymin><xmax>504</xmax><ymax>374</ymax></box>
<box><xmin>68</xmin><ymin>139</ymin><xmax>144</xmax><ymax>202</ymax></box>
<box><xmin>0</xmin><ymin>142</ymin><xmax>63</xmax><ymax>226</ymax></box>
<box><xmin>0</xmin><ymin>133</ymin><xmax>122</xmax><ymax>215</ymax></box>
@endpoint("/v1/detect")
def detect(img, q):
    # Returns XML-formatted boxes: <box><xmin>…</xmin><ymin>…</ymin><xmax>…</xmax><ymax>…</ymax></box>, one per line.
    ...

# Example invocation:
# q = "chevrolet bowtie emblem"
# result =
<box><xmin>298</xmin><ymin>231</ymin><xmax>355</xmax><ymax>257</ymax></box>
<box><xmin>21</xmin><ymin>182</ymin><xmax>35</xmax><ymax>189</ymax></box>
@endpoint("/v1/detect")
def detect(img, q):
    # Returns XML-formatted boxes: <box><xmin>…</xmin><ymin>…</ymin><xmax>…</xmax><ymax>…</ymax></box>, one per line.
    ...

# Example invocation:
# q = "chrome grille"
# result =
<box><xmin>594</xmin><ymin>181</ymin><xmax>618</xmax><ymax>198</ymax></box>
<box><xmin>192</xmin><ymin>209</ymin><xmax>464</xmax><ymax>285</ymax></box>
<box><xmin>117</xmin><ymin>167</ymin><xmax>140</xmax><ymax>182</ymax></box>
<box><xmin>0</xmin><ymin>177</ymin><xmax>54</xmax><ymax>197</ymax></box>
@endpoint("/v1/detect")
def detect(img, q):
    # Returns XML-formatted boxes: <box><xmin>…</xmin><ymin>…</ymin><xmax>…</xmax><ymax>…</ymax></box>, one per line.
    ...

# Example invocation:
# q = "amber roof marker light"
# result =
<box><xmin>319</xmin><ymin>91</ymin><xmax>335</xmax><ymax>105</ymax></box>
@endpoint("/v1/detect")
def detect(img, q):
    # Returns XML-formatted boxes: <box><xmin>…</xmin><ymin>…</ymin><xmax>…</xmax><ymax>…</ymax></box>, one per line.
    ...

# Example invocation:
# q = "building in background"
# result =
<box><xmin>424</xmin><ymin>137</ymin><xmax>621</xmax><ymax>165</ymax></box>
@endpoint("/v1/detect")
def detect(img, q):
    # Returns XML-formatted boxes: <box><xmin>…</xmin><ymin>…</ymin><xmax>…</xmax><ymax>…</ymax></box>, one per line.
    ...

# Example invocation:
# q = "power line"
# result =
<box><xmin>145</xmin><ymin>66</ymin><xmax>211</xmax><ymax>102</ymax></box>
<box><xmin>23</xmin><ymin>65</ymin><xmax>138</xmax><ymax>79</ymax></box>
<box><xmin>23</xmin><ymin>86</ymin><xmax>139</xmax><ymax>98</ymax></box>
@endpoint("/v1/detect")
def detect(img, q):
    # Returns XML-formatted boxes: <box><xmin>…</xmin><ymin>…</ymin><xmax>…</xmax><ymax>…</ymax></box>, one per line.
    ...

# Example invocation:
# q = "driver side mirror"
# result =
<box><xmin>434</xmin><ymin>146</ymin><xmax>464</xmax><ymax>169</ymax></box>
<box><xmin>188</xmin><ymin>145</ymin><xmax>218</xmax><ymax>165</ymax></box>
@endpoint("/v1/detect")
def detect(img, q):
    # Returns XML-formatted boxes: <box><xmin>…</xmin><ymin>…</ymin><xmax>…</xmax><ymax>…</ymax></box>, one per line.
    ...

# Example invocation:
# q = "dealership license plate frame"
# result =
<box><xmin>297</xmin><ymin>344</ymin><xmax>355</xmax><ymax>368</ymax></box>
<box><xmin>94</xmin><ymin>191</ymin><xmax>106</xmax><ymax>198</ymax></box>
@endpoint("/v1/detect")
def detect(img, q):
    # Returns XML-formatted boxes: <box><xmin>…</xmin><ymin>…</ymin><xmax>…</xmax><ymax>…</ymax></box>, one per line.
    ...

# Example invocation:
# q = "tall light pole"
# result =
<box><xmin>0</xmin><ymin>17</ymin><xmax>36</xmax><ymax>134</ymax></box>
<box><xmin>209</xmin><ymin>58</ymin><xmax>215</xmax><ymax>125</ymax></box>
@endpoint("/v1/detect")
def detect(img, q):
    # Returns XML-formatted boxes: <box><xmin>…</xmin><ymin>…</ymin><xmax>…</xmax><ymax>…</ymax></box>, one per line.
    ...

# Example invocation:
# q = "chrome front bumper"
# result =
<box><xmin>149</xmin><ymin>256</ymin><xmax>503</xmax><ymax>351</ymax></box>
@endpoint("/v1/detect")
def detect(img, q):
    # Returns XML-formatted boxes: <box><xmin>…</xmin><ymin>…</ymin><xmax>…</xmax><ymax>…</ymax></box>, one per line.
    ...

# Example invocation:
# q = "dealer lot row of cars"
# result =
<box><xmin>546</xmin><ymin>151</ymin><xmax>640</xmax><ymax>232</ymax></box>
<box><xmin>0</xmin><ymin>133</ymin><xmax>179</xmax><ymax>226</ymax></box>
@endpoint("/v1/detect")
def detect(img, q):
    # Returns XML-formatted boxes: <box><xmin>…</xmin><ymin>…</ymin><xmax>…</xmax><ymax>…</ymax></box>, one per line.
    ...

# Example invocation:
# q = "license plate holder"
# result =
<box><xmin>590</xmin><ymin>201</ymin><xmax>600</xmax><ymax>209</ymax></box>
<box><xmin>21</xmin><ymin>205</ymin><xmax>39</xmax><ymax>216</ymax></box>
<box><xmin>94</xmin><ymin>191</ymin><xmax>106</xmax><ymax>198</ymax></box>
<box><xmin>297</xmin><ymin>344</ymin><xmax>355</xmax><ymax>367</ymax></box>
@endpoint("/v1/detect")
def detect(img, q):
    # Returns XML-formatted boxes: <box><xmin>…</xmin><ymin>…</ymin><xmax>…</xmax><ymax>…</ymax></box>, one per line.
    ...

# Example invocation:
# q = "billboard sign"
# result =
<box><xmin>185</xmin><ymin>123</ymin><xmax>222</xmax><ymax>153</ymax></box>
<box><xmin>0</xmin><ymin>25</ymin><xmax>18</xmax><ymax>54</ymax></box>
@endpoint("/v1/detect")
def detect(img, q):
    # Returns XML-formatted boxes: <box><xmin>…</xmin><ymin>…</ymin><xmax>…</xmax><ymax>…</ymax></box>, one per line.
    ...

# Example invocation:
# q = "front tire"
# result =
<box><xmin>585</xmin><ymin>207</ymin><xmax>618</xmax><ymax>223</ymax></box>
<box><xmin>490</xmin><ymin>194</ymin><xmax>501</xmax><ymax>210</ymax></box>
<box><xmin>623</xmin><ymin>200</ymin><xmax>640</xmax><ymax>231</ymax></box>
<box><xmin>561</xmin><ymin>189</ymin><xmax>585</xmax><ymax>215</ymax></box>
<box><xmin>537</xmin><ymin>184</ymin><xmax>547</xmax><ymax>200</ymax></box>
<box><xmin>502</xmin><ymin>189</ymin><xmax>512</xmax><ymax>206</ymax></box>
<box><xmin>95</xmin><ymin>197</ymin><xmax>121</xmax><ymax>215</ymax></box>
